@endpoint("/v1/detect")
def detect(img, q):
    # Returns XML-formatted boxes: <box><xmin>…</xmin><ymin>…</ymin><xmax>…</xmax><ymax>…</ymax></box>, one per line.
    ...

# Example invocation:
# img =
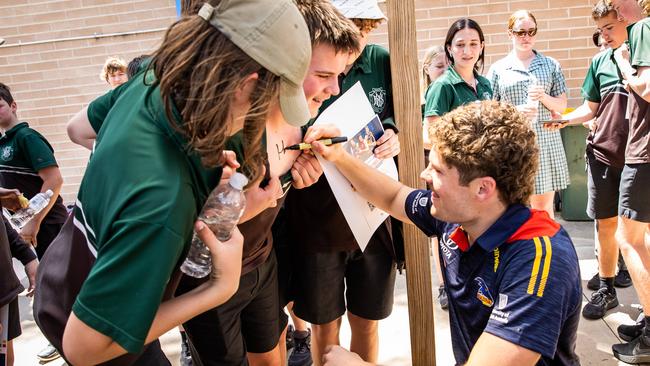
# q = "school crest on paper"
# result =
<box><xmin>368</xmin><ymin>88</ymin><xmax>386</xmax><ymax>113</ymax></box>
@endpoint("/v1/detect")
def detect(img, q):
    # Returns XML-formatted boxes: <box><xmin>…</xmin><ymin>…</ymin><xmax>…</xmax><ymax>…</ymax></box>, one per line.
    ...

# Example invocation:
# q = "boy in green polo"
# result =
<box><xmin>0</xmin><ymin>83</ymin><xmax>66</xmax><ymax>260</ymax></box>
<box><xmin>608</xmin><ymin>0</ymin><xmax>650</xmax><ymax>363</ymax></box>
<box><xmin>32</xmin><ymin>1</ymin><xmax>314</xmax><ymax>365</ymax></box>
<box><xmin>0</xmin><ymin>82</ymin><xmax>67</xmax><ymax>364</ymax></box>
<box><xmin>560</xmin><ymin>0</ymin><xmax>630</xmax><ymax>320</ymax></box>
<box><xmin>283</xmin><ymin>1</ymin><xmax>401</xmax><ymax>364</ymax></box>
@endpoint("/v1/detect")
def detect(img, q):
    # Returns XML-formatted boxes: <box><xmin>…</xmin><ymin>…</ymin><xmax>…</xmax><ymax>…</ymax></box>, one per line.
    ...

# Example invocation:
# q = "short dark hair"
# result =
<box><xmin>0</xmin><ymin>83</ymin><xmax>14</xmax><ymax>105</ymax></box>
<box><xmin>127</xmin><ymin>54</ymin><xmax>149</xmax><ymax>78</ymax></box>
<box><xmin>444</xmin><ymin>18</ymin><xmax>486</xmax><ymax>73</ymax></box>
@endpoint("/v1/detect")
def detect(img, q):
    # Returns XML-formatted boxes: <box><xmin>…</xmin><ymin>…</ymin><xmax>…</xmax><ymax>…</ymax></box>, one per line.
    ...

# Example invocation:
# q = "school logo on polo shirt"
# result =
<box><xmin>368</xmin><ymin>87</ymin><xmax>386</xmax><ymax>113</ymax></box>
<box><xmin>1</xmin><ymin>146</ymin><xmax>14</xmax><ymax>161</ymax></box>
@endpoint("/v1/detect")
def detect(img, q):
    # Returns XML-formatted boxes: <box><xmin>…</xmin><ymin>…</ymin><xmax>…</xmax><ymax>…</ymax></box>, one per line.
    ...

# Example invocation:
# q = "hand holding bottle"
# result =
<box><xmin>181</xmin><ymin>173</ymin><xmax>248</xmax><ymax>278</ymax></box>
<box><xmin>527</xmin><ymin>83</ymin><xmax>546</xmax><ymax>102</ymax></box>
<box><xmin>193</xmin><ymin>220</ymin><xmax>243</xmax><ymax>303</ymax></box>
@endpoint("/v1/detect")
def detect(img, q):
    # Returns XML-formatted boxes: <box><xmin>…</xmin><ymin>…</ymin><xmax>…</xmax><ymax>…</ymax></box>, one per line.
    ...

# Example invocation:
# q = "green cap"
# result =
<box><xmin>198</xmin><ymin>0</ymin><xmax>312</xmax><ymax>127</ymax></box>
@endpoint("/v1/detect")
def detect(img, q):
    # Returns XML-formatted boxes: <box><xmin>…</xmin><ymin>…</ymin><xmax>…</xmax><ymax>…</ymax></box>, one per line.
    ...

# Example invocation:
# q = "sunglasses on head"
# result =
<box><xmin>511</xmin><ymin>28</ymin><xmax>538</xmax><ymax>37</ymax></box>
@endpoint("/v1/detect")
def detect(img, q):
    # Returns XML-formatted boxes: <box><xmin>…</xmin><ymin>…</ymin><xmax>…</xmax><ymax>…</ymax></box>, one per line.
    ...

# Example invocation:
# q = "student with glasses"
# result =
<box><xmin>487</xmin><ymin>10</ymin><xmax>569</xmax><ymax>219</ymax></box>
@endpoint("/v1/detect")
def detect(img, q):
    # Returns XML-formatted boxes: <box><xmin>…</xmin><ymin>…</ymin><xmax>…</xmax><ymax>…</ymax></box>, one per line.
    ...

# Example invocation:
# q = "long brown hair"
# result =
<box><xmin>149</xmin><ymin>11</ymin><xmax>279</xmax><ymax>184</ymax></box>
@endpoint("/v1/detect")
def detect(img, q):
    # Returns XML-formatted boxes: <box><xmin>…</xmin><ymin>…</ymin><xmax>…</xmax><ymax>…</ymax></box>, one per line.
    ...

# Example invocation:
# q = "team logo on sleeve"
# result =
<box><xmin>1</xmin><ymin>146</ymin><xmax>13</xmax><ymax>161</ymax></box>
<box><xmin>368</xmin><ymin>88</ymin><xmax>386</xmax><ymax>113</ymax></box>
<box><xmin>474</xmin><ymin>277</ymin><xmax>494</xmax><ymax>307</ymax></box>
<box><xmin>418</xmin><ymin>196</ymin><xmax>428</xmax><ymax>207</ymax></box>
<box><xmin>411</xmin><ymin>191</ymin><xmax>425</xmax><ymax>214</ymax></box>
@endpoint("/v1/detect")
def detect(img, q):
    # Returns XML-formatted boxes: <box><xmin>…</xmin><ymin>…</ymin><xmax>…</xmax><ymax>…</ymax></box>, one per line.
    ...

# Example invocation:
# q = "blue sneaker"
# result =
<box><xmin>288</xmin><ymin>329</ymin><xmax>312</xmax><ymax>366</ymax></box>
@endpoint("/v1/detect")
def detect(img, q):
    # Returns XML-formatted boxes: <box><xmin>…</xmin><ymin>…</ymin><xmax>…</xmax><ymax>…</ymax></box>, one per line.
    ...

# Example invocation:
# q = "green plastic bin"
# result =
<box><xmin>560</xmin><ymin>125</ymin><xmax>591</xmax><ymax>221</ymax></box>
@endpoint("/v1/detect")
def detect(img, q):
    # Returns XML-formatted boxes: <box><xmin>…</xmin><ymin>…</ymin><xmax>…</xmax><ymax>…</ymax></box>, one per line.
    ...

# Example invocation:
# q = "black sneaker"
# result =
<box><xmin>615</xmin><ymin>269</ymin><xmax>633</xmax><ymax>288</ymax></box>
<box><xmin>612</xmin><ymin>332</ymin><xmax>650</xmax><ymax>364</ymax></box>
<box><xmin>286</xmin><ymin>324</ymin><xmax>295</xmax><ymax>351</ymax></box>
<box><xmin>582</xmin><ymin>288</ymin><xmax>618</xmax><ymax>319</ymax></box>
<box><xmin>438</xmin><ymin>286</ymin><xmax>448</xmax><ymax>310</ymax></box>
<box><xmin>288</xmin><ymin>329</ymin><xmax>313</xmax><ymax>366</ymax></box>
<box><xmin>587</xmin><ymin>273</ymin><xmax>600</xmax><ymax>291</ymax></box>
<box><xmin>618</xmin><ymin>317</ymin><xmax>646</xmax><ymax>342</ymax></box>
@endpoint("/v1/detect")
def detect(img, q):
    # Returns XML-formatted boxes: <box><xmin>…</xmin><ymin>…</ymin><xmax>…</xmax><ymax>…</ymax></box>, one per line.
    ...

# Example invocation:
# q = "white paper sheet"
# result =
<box><xmin>313</xmin><ymin>82</ymin><xmax>398</xmax><ymax>251</ymax></box>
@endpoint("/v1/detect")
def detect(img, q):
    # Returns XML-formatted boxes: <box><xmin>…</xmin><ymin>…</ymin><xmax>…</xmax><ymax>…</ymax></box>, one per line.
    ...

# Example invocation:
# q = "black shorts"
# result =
<box><xmin>619</xmin><ymin>163</ymin><xmax>650</xmax><ymax>223</ymax></box>
<box><xmin>35</xmin><ymin>222</ymin><xmax>63</xmax><ymax>260</ymax></box>
<box><xmin>271</xmin><ymin>207</ymin><xmax>292</xmax><ymax>337</ymax></box>
<box><xmin>586</xmin><ymin>151</ymin><xmax>622</xmax><ymax>220</ymax></box>
<box><xmin>292</xmin><ymin>229</ymin><xmax>396</xmax><ymax>325</ymax></box>
<box><xmin>2</xmin><ymin>297</ymin><xmax>21</xmax><ymax>341</ymax></box>
<box><xmin>179</xmin><ymin>252</ymin><xmax>285</xmax><ymax>365</ymax></box>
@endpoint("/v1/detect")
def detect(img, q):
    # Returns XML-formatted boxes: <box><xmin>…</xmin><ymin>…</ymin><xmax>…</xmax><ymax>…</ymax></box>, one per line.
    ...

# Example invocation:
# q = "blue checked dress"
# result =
<box><xmin>487</xmin><ymin>51</ymin><xmax>570</xmax><ymax>195</ymax></box>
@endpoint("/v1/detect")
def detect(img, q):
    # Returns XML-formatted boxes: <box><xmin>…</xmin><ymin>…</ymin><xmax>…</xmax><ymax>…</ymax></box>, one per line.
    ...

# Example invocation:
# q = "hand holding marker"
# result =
<box><xmin>284</xmin><ymin>136</ymin><xmax>347</xmax><ymax>151</ymax></box>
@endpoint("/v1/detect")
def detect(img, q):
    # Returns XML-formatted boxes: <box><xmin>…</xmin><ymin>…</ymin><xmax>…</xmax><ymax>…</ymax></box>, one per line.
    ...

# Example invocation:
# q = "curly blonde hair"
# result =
<box><xmin>99</xmin><ymin>56</ymin><xmax>127</xmax><ymax>82</ymax></box>
<box><xmin>429</xmin><ymin>100</ymin><xmax>539</xmax><ymax>205</ymax></box>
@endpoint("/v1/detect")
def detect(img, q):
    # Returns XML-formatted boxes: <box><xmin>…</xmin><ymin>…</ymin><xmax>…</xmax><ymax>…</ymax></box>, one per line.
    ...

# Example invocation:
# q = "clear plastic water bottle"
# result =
<box><xmin>181</xmin><ymin>173</ymin><xmax>248</xmax><ymax>278</ymax></box>
<box><xmin>526</xmin><ymin>76</ymin><xmax>540</xmax><ymax>123</ymax></box>
<box><xmin>9</xmin><ymin>190</ymin><xmax>53</xmax><ymax>230</ymax></box>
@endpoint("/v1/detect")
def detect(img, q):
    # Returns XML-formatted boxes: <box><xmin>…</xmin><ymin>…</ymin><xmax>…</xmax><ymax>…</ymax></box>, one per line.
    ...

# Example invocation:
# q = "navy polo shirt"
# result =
<box><xmin>405</xmin><ymin>190</ymin><xmax>581</xmax><ymax>366</ymax></box>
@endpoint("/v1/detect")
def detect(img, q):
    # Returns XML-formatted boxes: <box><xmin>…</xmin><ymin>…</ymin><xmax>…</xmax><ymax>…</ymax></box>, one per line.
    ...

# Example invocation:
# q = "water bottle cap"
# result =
<box><xmin>229</xmin><ymin>172</ymin><xmax>248</xmax><ymax>190</ymax></box>
<box><xmin>44</xmin><ymin>189</ymin><xmax>53</xmax><ymax>197</ymax></box>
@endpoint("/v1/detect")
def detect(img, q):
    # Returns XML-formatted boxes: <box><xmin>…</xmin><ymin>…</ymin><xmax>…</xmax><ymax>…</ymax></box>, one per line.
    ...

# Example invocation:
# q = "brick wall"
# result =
<box><xmin>0</xmin><ymin>0</ymin><xmax>597</xmax><ymax>204</ymax></box>
<box><xmin>370</xmin><ymin>0</ymin><xmax>596</xmax><ymax>106</ymax></box>
<box><xmin>0</xmin><ymin>0</ymin><xmax>176</xmax><ymax>203</ymax></box>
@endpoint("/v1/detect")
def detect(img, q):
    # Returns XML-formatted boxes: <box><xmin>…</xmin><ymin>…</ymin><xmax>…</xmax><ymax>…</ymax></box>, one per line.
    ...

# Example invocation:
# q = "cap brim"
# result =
<box><xmin>279</xmin><ymin>79</ymin><xmax>311</xmax><ymax>127</ymax></box>
<box><xmin>365</xmin><ymin>5</ymin><xmax>387</xmax><ymax>20</ymax></box>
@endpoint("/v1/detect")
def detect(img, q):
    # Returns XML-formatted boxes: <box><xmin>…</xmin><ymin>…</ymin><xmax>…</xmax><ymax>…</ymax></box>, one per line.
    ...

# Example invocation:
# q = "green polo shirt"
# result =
<box><xmin>624</xmin><ymin>17</ymin><xmax>650</xmax><ymax>163</ymax></box>
<box><xmin>320</xmin><ymin>44</ymin><xmax>396</xmax><ymax>130</ymax></box>
<box><xmin>424</xmin><ymin>66</ymin><xmax>493</xmax><ymax>118</ymax></box>
<box><xmin>582</xmin><ymin>49</ymin><xmax>622</xmax><ymax>103</ymax></box>
<box><xmin>0</xmin><ymin>122</ymin><xmax>67</xmax><ymax>224</ymax></box>
<box><xmin>581</xmin><ymin>48</ymin><xmax>629</xmax><ymax>168</ymax></box>
<box><xmin>72</xmin><ymin>69</ymin><xmax>222</xmax><ymax>353</ymax></box>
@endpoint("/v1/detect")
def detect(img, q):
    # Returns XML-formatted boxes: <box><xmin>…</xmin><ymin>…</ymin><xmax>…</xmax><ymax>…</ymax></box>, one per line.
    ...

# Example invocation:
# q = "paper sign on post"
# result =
<box><xmin>313</xmin><ymin>82</ymin><xmax>398</xmax><ymax>251</ymax></box>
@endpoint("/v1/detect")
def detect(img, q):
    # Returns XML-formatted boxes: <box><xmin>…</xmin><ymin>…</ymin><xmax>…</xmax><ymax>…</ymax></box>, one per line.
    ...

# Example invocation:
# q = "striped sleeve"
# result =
<box><xmin>484</xmin><ymin>234</ymin><xmax>580</xmax><ymax>359</ymax></box>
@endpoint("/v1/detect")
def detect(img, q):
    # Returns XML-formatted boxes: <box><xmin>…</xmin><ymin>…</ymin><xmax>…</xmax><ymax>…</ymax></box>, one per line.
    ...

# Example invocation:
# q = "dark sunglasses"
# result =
<box><xmin>511</xmin><ymin>28</ymin><xmax>538</xmax><ymax>37</ymax></box>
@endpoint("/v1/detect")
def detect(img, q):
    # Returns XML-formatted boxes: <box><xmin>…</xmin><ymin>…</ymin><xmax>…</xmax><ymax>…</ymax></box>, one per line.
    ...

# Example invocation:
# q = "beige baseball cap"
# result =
<box><xmin>330</xmin><ymin>0</ymin><xmax>387</xmax><ymax>20</ymax></box>
<box><xmin>198</xmin><ymin>0</ymin><xmax>312</xmax><ymax>127</ymax></box>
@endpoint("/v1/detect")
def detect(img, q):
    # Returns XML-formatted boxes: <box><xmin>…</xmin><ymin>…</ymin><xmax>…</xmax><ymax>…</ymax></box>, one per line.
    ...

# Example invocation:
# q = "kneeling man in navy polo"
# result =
<box><xmin>311</xmin><ymin>100</ymin><xmax>582</xmax><ymax>366</ymax></box>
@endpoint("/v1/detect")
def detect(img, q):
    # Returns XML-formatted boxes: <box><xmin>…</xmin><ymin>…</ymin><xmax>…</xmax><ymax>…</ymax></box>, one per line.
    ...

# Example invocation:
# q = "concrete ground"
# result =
<box><xmin>9</xmin><ymin>218</ymin><xmax>649</xmax><ymax>365</ymax></box>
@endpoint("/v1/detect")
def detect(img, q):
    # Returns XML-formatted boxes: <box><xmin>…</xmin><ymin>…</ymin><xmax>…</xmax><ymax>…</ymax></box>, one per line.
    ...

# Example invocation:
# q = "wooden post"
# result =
<box><xmin>385</xmin><ymin>1</ymin><xmax>436</xmax><ymax>365</ymax></box>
